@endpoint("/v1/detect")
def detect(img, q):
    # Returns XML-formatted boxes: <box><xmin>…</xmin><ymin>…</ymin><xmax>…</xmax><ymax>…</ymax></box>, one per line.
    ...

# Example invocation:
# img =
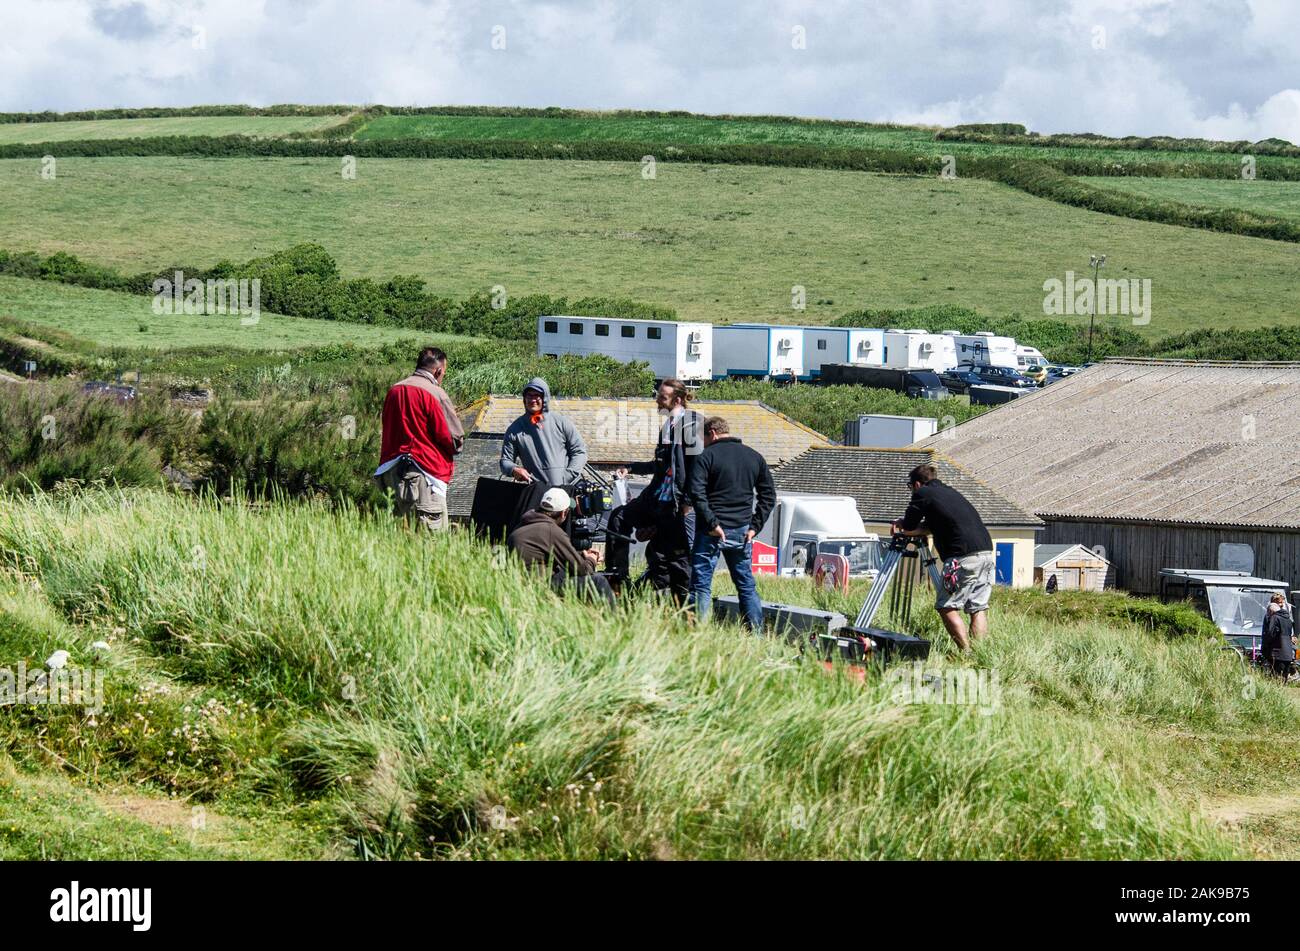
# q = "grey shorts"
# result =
<box><xmin>936</xmin><ymin>550</ymin><xmax>995</xmax><ymax>613</ymax></box>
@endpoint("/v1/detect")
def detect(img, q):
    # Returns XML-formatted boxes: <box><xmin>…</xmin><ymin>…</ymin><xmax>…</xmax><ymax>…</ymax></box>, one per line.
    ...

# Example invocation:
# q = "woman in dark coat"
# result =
<box><xmin>1262</xmin><ymin>597</ymin><xmax>1295</xmax><ymax>679</ymax></box>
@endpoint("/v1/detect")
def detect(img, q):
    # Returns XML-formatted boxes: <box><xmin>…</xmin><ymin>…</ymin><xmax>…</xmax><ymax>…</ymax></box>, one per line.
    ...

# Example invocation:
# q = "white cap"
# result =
<box><xmin>540</xmin><ymin>487</ymin><xmax>571</xmax><ymax>513</ymax></box>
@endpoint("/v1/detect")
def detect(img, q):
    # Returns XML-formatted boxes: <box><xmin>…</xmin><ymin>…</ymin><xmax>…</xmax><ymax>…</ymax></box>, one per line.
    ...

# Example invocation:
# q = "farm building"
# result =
<box><xmin>450</xmin><ymin>396</ymin><xmax>830</xmax><ymax>521</ymax></box>
<box><xmin>1033</xmin><ymin>544</ymin><xmax>1114</xmax><ymax>592</ymax></box>
<box><xmin>773</xmin><ymin>446</ymin><xmax>1043</xmax><ymax>587</ymax></box>
<box><xmin>914</xmin><ymin>358</ymin><xmax>1300</xmax><ymax>594</ymax></box>
<box><xmin>536</xmin><ymin>316</ymin><xmax>712</xmax><ymax>382</ymax></box>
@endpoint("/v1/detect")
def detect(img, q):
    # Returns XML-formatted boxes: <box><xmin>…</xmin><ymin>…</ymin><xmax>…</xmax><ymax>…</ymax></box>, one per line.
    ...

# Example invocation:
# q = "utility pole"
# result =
<box><xmin>1086</xmin><ymin>253</ymin><xmax>1106</xmax><ymax>363</ymax></box>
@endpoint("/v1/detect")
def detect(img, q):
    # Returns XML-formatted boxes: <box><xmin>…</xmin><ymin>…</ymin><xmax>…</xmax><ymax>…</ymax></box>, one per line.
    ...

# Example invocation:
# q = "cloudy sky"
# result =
<box><xmin>3</xmin><ymin>0</ymin><xmax>1298</xmax><ymax>141</ymax></box>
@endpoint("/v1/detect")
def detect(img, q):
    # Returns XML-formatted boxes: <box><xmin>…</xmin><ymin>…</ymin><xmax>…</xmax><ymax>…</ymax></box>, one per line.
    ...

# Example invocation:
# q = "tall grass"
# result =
<box><xmin>0</xmin><ymin>488</ymin><xmax>1269</xmax><ymax>859</ymax></box>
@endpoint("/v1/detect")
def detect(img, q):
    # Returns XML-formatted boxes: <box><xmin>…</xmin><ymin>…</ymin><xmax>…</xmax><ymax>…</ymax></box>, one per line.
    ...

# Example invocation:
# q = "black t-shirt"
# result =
<box><xmin>900</xmin><ymin>479</ymin><xmax>993</xmax><ymax>561</ymax></box>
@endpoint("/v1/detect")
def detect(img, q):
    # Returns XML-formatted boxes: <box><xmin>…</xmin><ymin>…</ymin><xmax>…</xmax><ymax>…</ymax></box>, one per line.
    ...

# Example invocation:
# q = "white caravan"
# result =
<box><xmin>1016</xmin><ymin>344</ymin><xmax>1049</xmax><ymax>371</ymax></box>
<box><xmin>537</xmin><ymin>316</ymin><xmax>713</xmax><ymax>382</ymax></box>
<box><xmin>712</xmin><ymin>324</ymin><xmax>804</xmax><ymax>380</ymax></box>
<box><xmin>800</xmin><ymin>327</ymin><xmax>885</xmax><ymax>379</ymax></box>
<box><xmin>882</xmin><ymin>330</ymin><xmax>958</xmax><ymax>372</ymax></box>
<box><xmin>943</xmin><ymin>331</ymin><xmax>1020</xmax><ymax>369</ymax></box>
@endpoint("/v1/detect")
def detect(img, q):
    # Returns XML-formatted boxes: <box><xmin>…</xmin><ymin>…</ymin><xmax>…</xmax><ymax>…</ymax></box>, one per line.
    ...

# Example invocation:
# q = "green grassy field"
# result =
<box><xmin>355</xmin><ymin>113</ymin><xmax>1300</xmax><ymax>173</ymax></box>
<box><xmin>0</xmin><ymin>276</ymin><xmax>429</xmax><ymax>350</ymax></box>
<box><xmin>4</xmin><ymin>157</ymin><xmax>1298</xmax><ymax>333</ymax></box>
<box><xmin>1082</xmin><ymin>177</ymin><xmax>1300</xmax><ymax>224</ymax></box>
<box><xmin>4</xmin><ymin>487</ymin><xmax>1300</xmax><ymax>859</ymax></box>
<box><xmin>0</xmin><ymin>115</ymin><xmax>346</xmax><ymax>144</ymax></box>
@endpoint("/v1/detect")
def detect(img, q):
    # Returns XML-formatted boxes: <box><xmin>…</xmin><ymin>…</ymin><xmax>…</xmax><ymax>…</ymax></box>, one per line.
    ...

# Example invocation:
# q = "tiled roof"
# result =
<box><xmin>463</xmin><ymin>396</ymin><xmax>828</xmax><ymax>466</ymax></box>
<box><xmin>774</xmin><ymin>446</ymin><xmax>1042</xmax><ymax>528</ymax></box>
<box><xmin>914</xmin><ymin>359</ymin><xmax>1300</xmax><ymax>529</ymax></box>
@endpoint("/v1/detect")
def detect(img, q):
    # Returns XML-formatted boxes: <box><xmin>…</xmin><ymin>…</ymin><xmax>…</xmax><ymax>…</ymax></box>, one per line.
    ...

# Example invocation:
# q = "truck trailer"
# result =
<box><xmin>537</xmin><ymin>315</ymin><xmax>713</xmax><ymax>382</ymax></box>
<box><xmin>712</xmin><ymin>324</ymin><xmax>804</xmax><ymax>380</ymax></box>
<box><xmin>882</xmin><ymin>330</ymin><xmax>958</xmax><ymax>372</ymax></box>
<box><xmin>799</xmin><ymin>327</ymin><xmax>885</xmax><ymax>379</ymax></box>
<box><xmin>942</xmin><ymin>331</ymin><xmax>1020</xmax><ymax>369</ymax></box>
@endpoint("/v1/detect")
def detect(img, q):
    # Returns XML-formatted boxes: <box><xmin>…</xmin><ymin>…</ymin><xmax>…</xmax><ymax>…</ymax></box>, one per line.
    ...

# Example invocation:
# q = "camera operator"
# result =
<box><xmin>500</xmin><ymin>378</ymin><xmax>588</xmax><ymax>488</ymax></box>
<box><xmin>893</xmin><ymin>463</ymin><xmax>995</xmax><ymax>652</ymax></box>
<box><xmin>605</xmin><ymin>378</ymin><xmax>704</xmax><ymax>604</ymax></box>
<box><xmin>508</xmin><ymin>488</ymin><xmax>615</xmax><ymax>605</ymax></box>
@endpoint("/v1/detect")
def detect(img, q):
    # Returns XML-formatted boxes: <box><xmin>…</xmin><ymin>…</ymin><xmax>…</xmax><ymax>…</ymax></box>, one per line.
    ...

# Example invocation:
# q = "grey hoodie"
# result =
<box><xmin>499</xmin><ymin>378</ymin><xmax>589</xmax><ymax>485</ymax></box>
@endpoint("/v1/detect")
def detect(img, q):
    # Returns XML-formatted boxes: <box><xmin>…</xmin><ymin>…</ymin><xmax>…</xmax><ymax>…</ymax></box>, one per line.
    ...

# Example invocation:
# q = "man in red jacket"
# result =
<box><xmin>374</xmin><ymin>347</ymin><xmax>465</xmax><ymax>531</ymax></box>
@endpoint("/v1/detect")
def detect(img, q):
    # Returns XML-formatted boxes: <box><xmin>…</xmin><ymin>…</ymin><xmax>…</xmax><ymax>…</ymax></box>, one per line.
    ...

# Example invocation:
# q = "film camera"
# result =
<box><xmin>566</xmin><ymin>478</ymin><xmax>614</xmax><ymax>551</ymax></box>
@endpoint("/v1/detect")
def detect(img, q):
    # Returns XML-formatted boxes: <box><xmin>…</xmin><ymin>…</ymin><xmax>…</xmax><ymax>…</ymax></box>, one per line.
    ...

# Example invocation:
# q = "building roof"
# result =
<box><xmin>1034</xmin><ymin>543</ymin><xmax>1111</xmax><ymax>568</ymax></box>
<box><xmin>773</xmin><ymin>446</ymin><xmax>1042</xmax><ymax>529</ymax></box>
<box><xmin>914</xmin><ymin>358</ymin><xmax>1300</xmax><ymax>530</ymax></box>
<box><xmin>462</xmin><ymin>396</ymin><xmax>829</xmax><ymax>466</ymax></box>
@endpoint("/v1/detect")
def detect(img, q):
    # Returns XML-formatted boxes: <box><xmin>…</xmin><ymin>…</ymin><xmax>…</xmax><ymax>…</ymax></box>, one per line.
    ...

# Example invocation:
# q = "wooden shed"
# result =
<box><xmin>1033</xmin><ymin>544</ymin><xmax>1113</xmax><ymax>592</ymax></box>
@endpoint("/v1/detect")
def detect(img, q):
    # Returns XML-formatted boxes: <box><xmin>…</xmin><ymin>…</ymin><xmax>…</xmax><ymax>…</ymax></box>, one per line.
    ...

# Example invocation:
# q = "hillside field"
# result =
<box><xmin>0</xmin><ymin>115</ymin><xmax>347</xmax><ymax>144</ymax></box>
<box><xmin>1082</xmin><ymin>177</ymin><xmax>1300</xmax><ymax>225</ymax></box>
<box><xmin>2</xmin><ymin>157</ymin><xmax>1298</xmax><ymax>333</ymax></box>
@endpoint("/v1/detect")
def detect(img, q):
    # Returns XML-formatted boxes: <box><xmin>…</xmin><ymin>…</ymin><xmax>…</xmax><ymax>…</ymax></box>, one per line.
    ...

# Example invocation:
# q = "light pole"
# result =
<box><xmin>1086</xmin><ymin>253</ymin><xmax>1106</xmax><ymax>364</ymax></box>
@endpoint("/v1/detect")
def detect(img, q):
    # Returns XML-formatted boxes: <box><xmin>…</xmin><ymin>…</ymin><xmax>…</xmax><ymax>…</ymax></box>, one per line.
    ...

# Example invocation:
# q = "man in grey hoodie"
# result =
<box><xmin>499</xmin><ymin>378</ymin><xmax>589</xmax><ymax>487</ymax></box>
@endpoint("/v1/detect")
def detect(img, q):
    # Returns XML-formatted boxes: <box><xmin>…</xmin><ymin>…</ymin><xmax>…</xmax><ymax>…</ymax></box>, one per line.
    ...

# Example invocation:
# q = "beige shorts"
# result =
<box><xmin>377</xmin><ymin>462</ymin><xmax>448</xmax><ymax>532</ymax></box>
<box><xmin>936</xmin><ymin>550</ymin><xmax>995</xmax><ymax>613</ymax></box>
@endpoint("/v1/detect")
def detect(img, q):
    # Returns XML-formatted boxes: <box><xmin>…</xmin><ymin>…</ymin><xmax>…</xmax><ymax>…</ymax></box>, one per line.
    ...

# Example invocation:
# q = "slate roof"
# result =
<box><xmin>913</xmin><ymin>358</ymin><xmax>1300</xmax><ymax>529</ymax></box>
<box><xmin>774</xmin><ymin>446</ymin><xmax>1042</xmax><ymax>528</ymax></box>
<box><xmin>462</xmin><ymin>396</ymin><xmax>828</xmax><ymax>466</ymax></box>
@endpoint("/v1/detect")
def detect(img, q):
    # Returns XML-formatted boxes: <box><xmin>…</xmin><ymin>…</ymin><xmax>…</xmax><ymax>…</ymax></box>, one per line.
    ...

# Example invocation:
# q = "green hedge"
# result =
<box><xmin>0</xmin><ymin>105</ymin><xmax>354</xmax><ymax>124</ymax></box>
<box><xmin>937</xmin><ymin>127</ymin><xmax>1300</xmax><ymax>159</ymax></box>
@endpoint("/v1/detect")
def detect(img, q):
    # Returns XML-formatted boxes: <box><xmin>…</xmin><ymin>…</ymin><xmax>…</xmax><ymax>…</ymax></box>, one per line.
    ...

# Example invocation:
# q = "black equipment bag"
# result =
<box><xmin>816</xmin><ymin>625</ymin><xmax>931</xmax><ymax>664</ymax></box>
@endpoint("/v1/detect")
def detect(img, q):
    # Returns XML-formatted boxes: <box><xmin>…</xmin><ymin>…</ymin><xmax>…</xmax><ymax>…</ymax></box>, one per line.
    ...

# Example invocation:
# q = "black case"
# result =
<box><xmin>817</xmin><ymin>626</ymin><xmax>931</xmax><ymax>664</ymax></box>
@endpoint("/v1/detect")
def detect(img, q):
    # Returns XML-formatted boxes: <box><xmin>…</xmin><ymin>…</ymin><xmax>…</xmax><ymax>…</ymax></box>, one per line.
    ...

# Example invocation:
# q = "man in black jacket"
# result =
<box><xmin>686</xmin><ymin>416</ymin><xmax>776</xmax><ymax>630</ymax></box>
<box><xmin>1263</xmin><ymin>595</ymin><xmax>1295</xmax><ymax>678</ymax></box>
<box><xmin>605</xmin><ymin>379</ymin><xmax>704</xmax><ymax>603</ymax></box>
<box><xmin>893</xmin><ymin>463</ymin><xmax>995</xmax><ymax>652</ymax></box>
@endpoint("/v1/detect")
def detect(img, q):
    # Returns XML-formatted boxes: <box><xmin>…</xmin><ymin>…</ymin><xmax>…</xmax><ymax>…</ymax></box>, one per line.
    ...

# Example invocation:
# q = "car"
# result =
<box><xmin>939</xmin><ymin>367</ymin><xmax>985</xmax><ymax>394</ymax></box>
<box><xmin>1019</xmin><ymin>364</ymin><xmax>1048</xmax><ymax>384</ymax></box>
<box><xmin>956</xmin><ymin>364</ymin><xmax>1037</xmax><ymax>388</ymax></box>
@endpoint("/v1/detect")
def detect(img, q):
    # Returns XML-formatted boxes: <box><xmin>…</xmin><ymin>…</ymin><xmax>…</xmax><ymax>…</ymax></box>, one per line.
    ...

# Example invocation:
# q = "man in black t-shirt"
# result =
<box><xmin>893</xmin><ymin>463</ymin><xmax>995</xmax><ymax>651</ymax></box>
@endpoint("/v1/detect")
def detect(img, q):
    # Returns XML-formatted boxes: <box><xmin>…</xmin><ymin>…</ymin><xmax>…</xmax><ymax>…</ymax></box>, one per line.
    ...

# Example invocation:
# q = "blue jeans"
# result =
<box><xmin>690</xmin><ymin>525</ymin><xmax>763</xmax><ymax>631</ymax></box>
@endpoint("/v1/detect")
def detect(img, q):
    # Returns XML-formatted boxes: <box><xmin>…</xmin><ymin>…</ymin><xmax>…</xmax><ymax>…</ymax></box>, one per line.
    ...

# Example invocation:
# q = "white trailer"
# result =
<box><xmin>537</xmin><ymin>316</ymin><xmax>713</xmax><ymax>382</ymax></box>
<box><xmin>882</xmin><ymin>330</ymin><xmax>958</xmax><ymax>371</ymax></box>
<box><xmin>800</xmin><ymin>327</ymin><xmax>885</xmax><ymax>379</ymax></box>
<box><xmin>1015</xmin><ymin>344</ymin><xmax>1048</xmax><ymax>371</ymax></box>
<box><xmin>713</xmin><ymin>324</ymin><xmax>804</xmax><ymax>380</ymax></box>
<box><xmin>943</xmin><ymin>331</ymin><xmax>1019</xmax><ymax>369</ymax></box>
<box><xmin>843</xmin><ymin>414</ymin><xmax>939</xmax><ymax>448</ymax></box>
<box><xmin>752</xmin><ymin>493</ymin><xmax>881</xmax><ymax>577</ymax></box>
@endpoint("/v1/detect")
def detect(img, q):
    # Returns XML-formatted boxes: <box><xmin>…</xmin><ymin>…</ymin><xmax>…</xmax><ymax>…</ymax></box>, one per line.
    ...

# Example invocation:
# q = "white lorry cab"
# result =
<box><xmin>754</xmin><ymin>493</ymin><xmax>882</xmax><ymax>578</ymax></box>
<box><xmin>882</xmin><ymin>330</ymin><xmax>958</xmax><ymax>372</ymax></box>
<box><xmin>943</xmin><ymin>331</ymin><xmax>1020</xmax><ymax>369</ymax></box>
<box><xmin>537</xmin><ymin>316</ymin><xmax>713</xmax><ymax>382</ymax></box>
<box><xmin>799</xmin><ymin>327</ymin><xmax>886</xmax><ymax>379</ymax></box>
<box><xmin>712</xmin><ymin>324</ymin><xmax>804</xmax><ymax>380</ymax></box>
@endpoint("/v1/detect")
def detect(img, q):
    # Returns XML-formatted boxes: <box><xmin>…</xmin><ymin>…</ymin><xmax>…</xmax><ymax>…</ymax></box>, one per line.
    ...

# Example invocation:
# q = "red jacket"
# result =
<box><xmin>378</xmin><ymin>370</ymin><xmax>465</xmax><ymax>482</ymax></box>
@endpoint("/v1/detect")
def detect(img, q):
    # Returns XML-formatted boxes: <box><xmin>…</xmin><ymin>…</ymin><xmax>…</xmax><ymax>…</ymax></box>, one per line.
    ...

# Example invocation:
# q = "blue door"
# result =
<box><xmin>994</xmin><ymin>542</ymin><xmax>1014</xmax><ymax>586</ymax></box>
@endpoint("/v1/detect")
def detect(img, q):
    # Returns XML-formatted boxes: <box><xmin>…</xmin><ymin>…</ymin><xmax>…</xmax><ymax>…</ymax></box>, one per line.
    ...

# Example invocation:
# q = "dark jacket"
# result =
<box><xmin>900</xmin><ymin>479</ymin><xmax>993</xmax><ymax>562</ymax></box>
<box><xmin>507</xmin><ymin>511</ymin><xmax>593</xmax><ymax>579</ymax></box>
<box><xmin>1263</xmin><ymin>610</ymin><xmax>1294</xmax><ymax>661</ymax></box>
<box><xmin>629</xmin><ymin>409</ymin><xmax>705</xmax><ymax>508</ymax></box>
<box><xmin>687</xmin><ymin>436</ymin><xmax>776</xmax><ymax>533</ymax></box>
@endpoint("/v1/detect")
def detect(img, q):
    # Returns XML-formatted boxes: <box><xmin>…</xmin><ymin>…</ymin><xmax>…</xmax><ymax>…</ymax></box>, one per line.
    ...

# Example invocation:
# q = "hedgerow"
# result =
<box><xmin>938</xmin><ymin>126</ymin><xmax>1300</xmax><ymax>159</ymax></box>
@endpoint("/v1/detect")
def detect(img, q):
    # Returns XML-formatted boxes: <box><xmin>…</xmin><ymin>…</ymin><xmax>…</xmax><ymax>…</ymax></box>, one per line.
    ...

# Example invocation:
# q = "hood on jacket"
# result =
<box><xmin>523</xmin><ymin>377</ymin><xmax>551</xmax><ymax>413</ymax></box>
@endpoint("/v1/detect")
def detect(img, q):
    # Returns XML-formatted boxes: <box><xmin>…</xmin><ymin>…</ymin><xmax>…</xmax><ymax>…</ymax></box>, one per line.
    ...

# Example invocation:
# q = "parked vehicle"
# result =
<box><xmin>941</xmin><ymin>331</ymin><xmax>1020</xmax><ymax>369</ymax></box>
<box><xmin>958</xmin><ymin>363</ymin><xmax>1037</xmax><ymax>388</ymax></box>
<box><xmin>1015</xmin><ymin>345</ymin><xmax>1049</xmax><ymax>378</ymax></box>
<box><xmin>712</xmin><ymin>324</ymin><xmax>804</xmax><ymax>380</ymax></box>
<box><xmin>939</xmin><ymin>367</ymin><xmax>985</xmax><ymax>394</ymax></box>
<box><xmin>882</xmin><ymin>330</ymin><xmax>958</xmax><ymax>372</ymax></box>
<box><xmin>1158</xmin><ymin>568</ymin><xmax>1298</xmax><ymax>661</ymax></box>
<box><xmin>800</xmin><ymin>327</ymin><xmax>885</xmax><ymax>379</ymax></box>
<box><xmin>752</xmin><ymin>494</ymin><xmax>882</xmax><ymax>578</ymax></box>
<box><xmin>537</xmin><ymin>316</ymin><xmax>712</xmax><ymax>381</ymax></box>
<box><xmin>819</xmin><ymin>364</ymin><xmax>950</xmax><ymax>399</ymax></box>
<box><xmin>968</xmin><ymin>383</ymin><xmax>1027</xmax><ymax>406</ymax></box>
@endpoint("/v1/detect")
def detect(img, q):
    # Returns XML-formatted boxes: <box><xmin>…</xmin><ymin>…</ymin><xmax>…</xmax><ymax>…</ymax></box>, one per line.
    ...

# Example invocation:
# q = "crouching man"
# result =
<box><xmin>893</xmin><ymin>463</ymin><xmax>995</xmax><ymax>652</ymax></box>
<box><xmin>508</xmin><ymin>487</ymin><xmax>615</xmax><ymax>605</ymax></box>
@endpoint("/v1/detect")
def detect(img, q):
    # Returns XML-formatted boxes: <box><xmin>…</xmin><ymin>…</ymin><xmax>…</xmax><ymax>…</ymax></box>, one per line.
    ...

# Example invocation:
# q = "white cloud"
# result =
<box><xmin>0</xmin><ymin>0</ymin><xmax>1295</xmax><ymax>142</ymax></box>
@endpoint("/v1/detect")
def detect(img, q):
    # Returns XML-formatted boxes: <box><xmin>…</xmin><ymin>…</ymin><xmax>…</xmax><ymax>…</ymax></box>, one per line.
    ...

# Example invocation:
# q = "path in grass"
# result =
<box><xmin>3</xmin><ymin>157</ymin><xmax>1299</xmax><ymax>333</ymax></box>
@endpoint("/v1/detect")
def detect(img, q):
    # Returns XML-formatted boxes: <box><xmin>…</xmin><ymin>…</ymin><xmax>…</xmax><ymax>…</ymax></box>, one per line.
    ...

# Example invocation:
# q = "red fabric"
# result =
<box><xmin>379</xmin><ymin>378</ymin><xmax>456</xmax><ymax>482</ymax></box>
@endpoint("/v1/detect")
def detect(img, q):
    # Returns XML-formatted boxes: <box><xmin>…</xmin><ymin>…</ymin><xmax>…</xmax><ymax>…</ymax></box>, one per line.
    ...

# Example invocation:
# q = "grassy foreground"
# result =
<box><xmin>4</xmin><ymin>157</ymin><xmax>1300</xmax><ymax>332</ymax></box>
<box><xmin>2</xmin><ymin>488</ymin><xmax>1297</xmax><ymax>859</ymax></box>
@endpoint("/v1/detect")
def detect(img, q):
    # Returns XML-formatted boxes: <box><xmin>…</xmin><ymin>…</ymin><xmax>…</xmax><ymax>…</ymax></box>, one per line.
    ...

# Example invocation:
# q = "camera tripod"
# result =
<box><xmin>853</xmin><ymin>535</ymin><xmax>945</xmax><ymax>631</ymax></box>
